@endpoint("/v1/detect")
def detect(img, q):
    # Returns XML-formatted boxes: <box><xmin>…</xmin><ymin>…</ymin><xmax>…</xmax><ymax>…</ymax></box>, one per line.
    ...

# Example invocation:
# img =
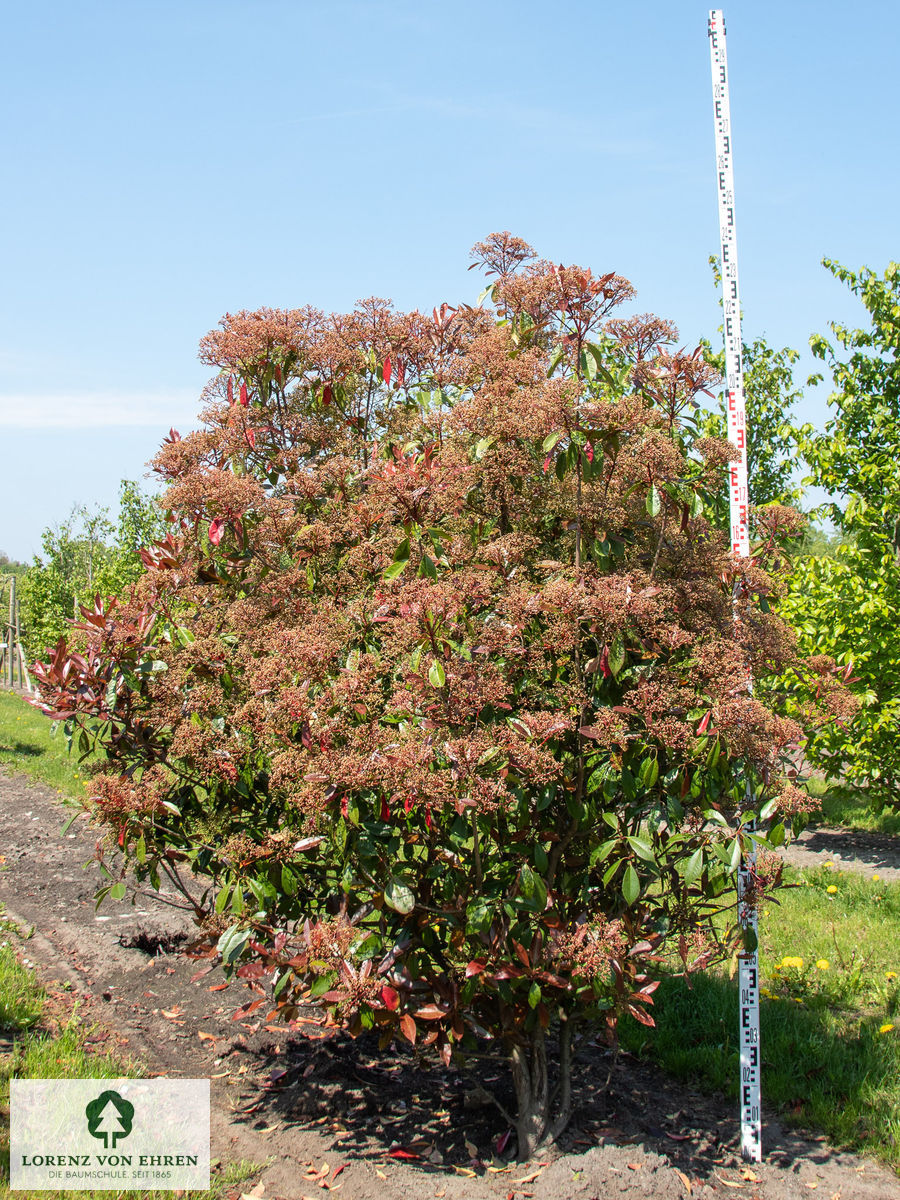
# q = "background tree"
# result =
<box><xmin>20</xmin><ymin>481</ymin><xmax>165</xmax><ymax>658</ymax></box>
<box><xmin>782</xmin><ymin>260</ymin><xmax>900</xmax><ymax>806</ymax></box>
<box><xmin>701</xmin><ymin>259</ymin><xmax>802</xmax><ymax>525</ymax></box>
<box><xmin>33</xmin><ymin>236</ymin><xmax>822</xmax><ymax>1157</ymax></box>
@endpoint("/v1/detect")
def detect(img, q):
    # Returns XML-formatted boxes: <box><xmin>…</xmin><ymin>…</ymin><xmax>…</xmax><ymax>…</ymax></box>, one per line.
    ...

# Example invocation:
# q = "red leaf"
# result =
<box><xmin>380</xmin><ymin>796</ymin><xmax>390</xmax><ymax>821</ymax></box>
<box><xmin>208</xmin><ymin>518</ymin><xmax>225</xmax><ymax>546</ymax></box>
<box><xmin>399</xmin><ymin>1013</ymin><xmax>417</xmax><ymax>1044</ymax></box>
<box><xmin>383</xmin><ymin>356</ymin><xmax>392</xmax><ymax>386</ymax></box>
<box><xmin>388</xmin><ymin>1148</ymin><xmax>419</xmax><ymax>1160</ymax></box>
<box><xmin>117</xmin><ymin>827</ymin><xmax>126</xmax><ymax>848</ymax></box>
<box><xmin>396</xmin><ymin>358</ymin><xmax>405</xmax><ymax>386</ymax></box>
<box><xmin>413</xmin><ymin>1004</ymin><xmax>446</xmax><ymax>1020</ymax></box>
<box><xmin>239</xmin><ymin>381</ymin><xmax>249</xmax><ymax>406</ymax></box>
<box><xmin>542</xmin><ymin>454</ymin><xmax>552</xmax><ymax>474</ymax></box>
<box><xmin>381</xmin><ymin>985</ymin><xmax>400</xmax><ymax>1011</ymax></box>
<box><xmin>697</xmin><ymin>710</ymin><xmax>712</xmax><ymax>734</ymax></box>
<box><xmin>585</xmin><ymin>442</ymin><xmax>594</xmax><ymax>462</ymax></box>
<box><xmin>245</xmin><ymin>428</ymin><xmax>256</xmax><ymax>449</ymax></box>
<box><xmin>227</xmin><ymin>376</ymin><xmax>234</xmax><ymax>404</ymax></box>
<box><xmin>323</xmin><ymin>383</ymin><xmax>333</xmax><ymax>406</ymax></box>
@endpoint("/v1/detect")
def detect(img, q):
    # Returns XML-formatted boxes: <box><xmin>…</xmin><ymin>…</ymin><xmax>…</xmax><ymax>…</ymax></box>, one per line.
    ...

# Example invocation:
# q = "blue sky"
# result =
<box><xmin>2</xmin><ymin>0</ymin><xmax>896</xmax><ymax>560</ymax></box>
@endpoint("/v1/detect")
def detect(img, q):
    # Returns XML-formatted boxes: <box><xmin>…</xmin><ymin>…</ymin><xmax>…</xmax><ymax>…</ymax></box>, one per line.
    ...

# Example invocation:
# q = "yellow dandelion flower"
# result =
<box><xmin>879</xmin><ymin>1023</ymin><xmax>895</xmax><ymax>1034</ymax></box>
<box><xmin>816</xmin><ymin>959</ymin><xmax>830</xmax><ymax>970</ymax></box>
<box><xmin>794</xmin><ymin>997</ymin><xmax>804</xmax><ymax>1004</ymax></box>
<box><xmin>781</xmin><ymin>956</ymin><xmax>804</xmax><ymax>970</ymax></box>
<box><xmin>822</xmin><ymin>860</ymin><xmax>833</xmax><ymax>867</ymax></box>
<box><xmin>827</xmin><ymin>885</ymin><xmax>838</xmax><ymax>894</ymax></box>
<box><xmin>873</xmin><ymin>874</ymin><xmax>880</xmax><ymax>882</ymax></box>
<box><xmin>886</xmin><ymin>972</ymin><xmax>897</xmax><ymax>981</ymax></box>
<box><xmin>760</xmin><ymin>987</ymin><xmax>774</xmax><ymax>998</ymax></box>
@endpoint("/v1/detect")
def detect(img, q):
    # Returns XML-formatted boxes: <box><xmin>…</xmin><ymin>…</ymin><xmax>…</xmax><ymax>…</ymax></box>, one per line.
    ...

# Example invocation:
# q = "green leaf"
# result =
<box><xmin>383</xmin><ymin>557</ymin><xmax>409</xmax><ymax>580</ymax></box>
<box><xmin>528</xmin><ymin>981</ymin><xmax>542</xmax><ymax>1009</ymax></box>
<box><xmin>308</xmin><ymin>972</ymin><xmax>337</xmax><ymax>998</ymax></box>
<box><xmin>590</xmin><ymin>838</ymin><xmax>618</xmax><ymax>867</ymax></box>
<box><xmin>626</xmin><ymin>835</ymin><xmax>655</xmax><ymax>863</ymax></box>
<box><xmin>217</xmin><ymin>925</ymin><xmax>250</xmax><ymax>965</ymax></box>
<box><xmin>420</xmin><ymin>553</ymin><xmax>438</xmax><ymax>579</ymax></box>
<box><xmin>684</xmin><ymin>847</ymin><xmax>704</xmax><ymax>884</ymax></box>
<box><xmin>428</xmin><ymin>659</ymin><xmax>446</xmax><ymax>688</ymax></box>
<box><xmin>542</xmin><ymin>430</ymin><xmax>564</xmax><ymax>453</ymax></box>
<box><xmin>622</xmin><ymin>863</ymin><xmax>640</xmax><ymax>905</ymax></box>
<box><xmin>518</xmin><ymin>865</ymin><xmax>548</xmax><ymax>912</ymax></box>
<box><xmin>385</xmin><ymin>879</ymin><xmax>415</xmax><ymax>914</ymax></box>
<box><xmin>466</xmin><ymin>898</ymin><xmax>493</xmax><ymax>933</ymax></box>
<box><xmin>109</xmin><ymin>881</ymin><xmax>126</xmax><ymax>901</ymax></box>
<box><xmin>646</xmin><ymin>485</ymin><xmax>661</xmax><ymax>517</ymax></box>
<box><xmin>608</xmin><ymin>633</ymin><xmax>625</xmax><ymax>678</ymax></box>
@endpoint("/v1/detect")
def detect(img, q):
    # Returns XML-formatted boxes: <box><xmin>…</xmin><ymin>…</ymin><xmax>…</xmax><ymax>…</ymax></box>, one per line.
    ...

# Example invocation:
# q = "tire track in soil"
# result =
<box><xmin>1</xmin><ymin>771</ymin><xmax>897</xmax><ymax>1200</ymax></box>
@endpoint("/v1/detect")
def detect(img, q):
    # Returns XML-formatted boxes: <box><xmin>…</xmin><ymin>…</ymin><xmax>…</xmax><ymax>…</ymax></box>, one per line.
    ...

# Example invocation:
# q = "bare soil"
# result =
<box><xmin>1</xmin><ymin>770</ymin><xmax>898</xmax><ymax>1200</ymax></box>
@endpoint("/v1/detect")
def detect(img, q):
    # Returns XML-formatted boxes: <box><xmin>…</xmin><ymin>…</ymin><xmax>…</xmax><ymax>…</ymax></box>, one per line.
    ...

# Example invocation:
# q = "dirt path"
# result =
<box><xmin>781</xmin><ymin>824</ymin><xmax>900</xmax><ymax>882</ymax></box>
<box><xmin>1</xmin><ymin>771</ymin><xmax>898</xmax><ymax>1200</ymax></box>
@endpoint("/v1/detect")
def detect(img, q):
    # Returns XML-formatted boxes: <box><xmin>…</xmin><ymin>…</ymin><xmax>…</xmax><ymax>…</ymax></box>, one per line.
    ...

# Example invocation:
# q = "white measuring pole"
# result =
<box><xmin>708</xmin><ymin>9</ymin><xmax>761</xmax><ymax>1163</ymax></box>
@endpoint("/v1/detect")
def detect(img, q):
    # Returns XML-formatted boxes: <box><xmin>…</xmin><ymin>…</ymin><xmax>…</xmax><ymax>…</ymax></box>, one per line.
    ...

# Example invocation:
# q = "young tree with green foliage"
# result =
<box><xmin>781</xmin><ymin>260</ymin><xmax>900</xmax><ymax>806</ymax></box>
<box><xmin>701</xmin><ymin>261</ymin><xmax>802</xmax><ymax>523</ymax></box>
<box><xmin>20</xmin><ymin>482</ymin><xmax>165</xmax><ymax>658</ymax></box>
<box><xmin>32</xmin><ymin>236</ymin><xmax>824</xmax><ymax>1156</ymax></box>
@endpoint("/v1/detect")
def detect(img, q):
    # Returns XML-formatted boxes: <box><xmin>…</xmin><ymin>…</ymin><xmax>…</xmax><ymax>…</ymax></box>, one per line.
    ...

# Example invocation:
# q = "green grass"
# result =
<box><xmin>0</xmin><ymin>932</ymin><xmax>263</xmax><ymax>1199</ymax></box>
<box><xmin>620</xmin><ymin>864</ymin><xmax>900</xmax><ymax>1171</ymax></box>
<box><xmin>0</xmin><ymin>689</ymin><xmax>97</xmax><ymax>800</ymax></box>
<box><xmin>806</xmin><ymin>774</ymin><xmax>900</xmax><ymax>837</ymax></box>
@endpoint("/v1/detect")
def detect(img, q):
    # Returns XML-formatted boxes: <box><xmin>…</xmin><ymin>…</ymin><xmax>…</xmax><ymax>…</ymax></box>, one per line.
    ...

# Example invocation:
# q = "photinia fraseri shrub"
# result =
<box><xmin>33</xmin><ymin>234</ymin><xmax>820</xmax><ymax>1158</ymax></box>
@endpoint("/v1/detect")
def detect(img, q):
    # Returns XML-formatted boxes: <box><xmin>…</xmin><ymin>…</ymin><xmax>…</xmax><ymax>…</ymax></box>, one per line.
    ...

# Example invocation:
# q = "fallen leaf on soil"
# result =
<box><xmin>209</xmin><ymin>983</ymin><xmax>229</xmax><ymax>991</ymax></box>
<box><xmin>210</xmin><ymin>1072</ymin><xmax>230</xmax><ymax>1079</ymax></box>
<box><xmin>388</xmin><ymin>1149</ymin><xmax>420</xmax><ymax>1160</ymax></box>
<box><xmin>198</xmin><ymin>1031</ymin><xmax>217</xmax><ymax>1042</ymax></box>
<box><xmin>674</xmin><ymin>1169</ymin><xmax>692</xmax><ymax>1195</ymax></box>
<box><xmin>161</xmin><ymin>1007</ymin><xmax>184</xmax><ymax>1020</ymax></box>
<box><xmin>511</xmin><ymin>1169</ymin><xmax>543</xmax><ymax>1184</ymax></box>
<box><xmin>714</xmin><ymin>1174</ymin><xmax>745</xmax><ymax>1188</ymax></box>
<box><xmin>805</xmin><ymin>1185</ymin><xmax>818</xmax><ymax>1191</ymax></box>
<box><xmin>741</xmin><ymin>1170</ymin><xmax>759</xmax><ymax>1182</ymax></box>
<box><xmin>375</xmin><ymin>1169</ymin><xmax>387</xmax><ymax>1180</ymax></box>
<box><xmin>627</xmin><ymin>1162</ymin><xmax>642</xmax><ymax>1171</ymax></box>
<box><xmin>454</xmin><ymin>1167</ymin><xmax>476</xmax><ymax>1177</ymax></box>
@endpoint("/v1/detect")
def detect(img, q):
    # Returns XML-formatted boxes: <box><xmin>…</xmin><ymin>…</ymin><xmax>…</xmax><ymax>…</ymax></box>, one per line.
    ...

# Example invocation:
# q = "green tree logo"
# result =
<box><xmin>85</xmin><ymin>1090</ymin><xmax>134</xmax><ymax>1149</ymax></box>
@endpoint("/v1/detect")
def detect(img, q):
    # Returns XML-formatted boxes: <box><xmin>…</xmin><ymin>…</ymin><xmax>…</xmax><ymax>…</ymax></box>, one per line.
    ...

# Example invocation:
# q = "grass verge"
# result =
<box><xmin>620</xmin><ymin>862</ymin><xmax>900</xmax><ymax>1171</ymax></box>
<box><xmin>0</xmin><ymin>928</ymin><xmax>262</xmax><ymax>1199</ymax></box>
<box><xmin>807</xmin><ymin>775</ymin><xmax>900</xmax><ymax>837</ymax></box>
<box><xmin>0</xmin><ymin>689</ymin><xmax>96</xmax><ymax>800</ymax></box>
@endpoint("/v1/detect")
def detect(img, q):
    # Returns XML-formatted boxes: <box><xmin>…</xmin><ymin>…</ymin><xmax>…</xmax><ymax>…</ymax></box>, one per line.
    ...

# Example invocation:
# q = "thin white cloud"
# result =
<box><xmin>0</xmin><ymin>391</ymin><xmax>201</xmax><ymax>430</ymax></box>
